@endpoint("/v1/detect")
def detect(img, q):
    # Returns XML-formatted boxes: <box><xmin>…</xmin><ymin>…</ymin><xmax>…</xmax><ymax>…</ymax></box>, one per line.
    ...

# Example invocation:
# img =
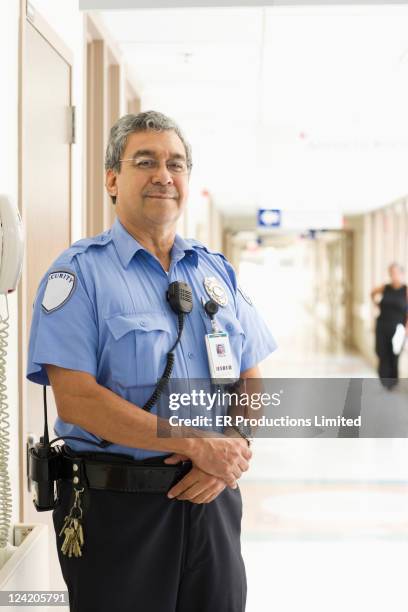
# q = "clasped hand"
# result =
<box><xmin>167</xmin><ymin>464</ymin><xmax>227</xmax><ymax>504</ymax></box>
<box><xmin>165</xmin><ymin>436</ymin><xmax>252</xmax><ymax>504</ymax></box>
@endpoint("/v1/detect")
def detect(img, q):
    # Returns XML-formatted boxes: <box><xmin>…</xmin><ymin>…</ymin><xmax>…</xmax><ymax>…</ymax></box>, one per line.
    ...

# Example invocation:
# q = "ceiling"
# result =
<box><xmin>99</xmin><ymin>5</ymin><xmax>408</xmax><ymax>217</ymax></box>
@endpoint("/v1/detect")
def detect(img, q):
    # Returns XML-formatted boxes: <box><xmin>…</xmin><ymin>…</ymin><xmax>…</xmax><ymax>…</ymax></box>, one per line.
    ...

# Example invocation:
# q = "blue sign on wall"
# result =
<box><xmin>257</xmin><ymin>208</ymin><xmax>281</xmax><ymax>228</ymax></box>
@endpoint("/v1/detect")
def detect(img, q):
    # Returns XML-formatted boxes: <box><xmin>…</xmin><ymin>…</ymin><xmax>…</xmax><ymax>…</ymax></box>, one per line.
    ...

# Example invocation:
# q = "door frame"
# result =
<box><xmin>84</xmin><ymin>12</ymin><xmax>127</xmax><ymax>234</ymax></box>
<box><xmin>126</xmin><ymin>79</ymin><xmax>141</xmax><ymax>115</ymax></box>
<box><xmin>85</xmin><ymin>33</ymin><xmax>106</xmax><ymax>235</ymax></box>
<box><xmin>18</xmin><ymin>0</ymin><xmax>73</xmax><ymax>521</ymax></box>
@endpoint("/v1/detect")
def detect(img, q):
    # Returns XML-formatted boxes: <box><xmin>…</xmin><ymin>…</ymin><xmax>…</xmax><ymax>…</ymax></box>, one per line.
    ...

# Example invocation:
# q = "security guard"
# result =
<box><xmin>27</xmin><ymin>111</ymin><xmax>277</xmax><ymax>612</ymax></box>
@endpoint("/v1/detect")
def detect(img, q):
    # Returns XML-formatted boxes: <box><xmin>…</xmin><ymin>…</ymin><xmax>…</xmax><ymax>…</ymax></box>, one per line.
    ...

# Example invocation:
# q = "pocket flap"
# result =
<box><xmin>105</xmin><ymin>312</ymin><xmax>171</xmax><ymax>340</ymax></box>
<box><xmin>216</xmin><ymin>311</ymin><xmax>245</xmax><ymax>337</ymax></box>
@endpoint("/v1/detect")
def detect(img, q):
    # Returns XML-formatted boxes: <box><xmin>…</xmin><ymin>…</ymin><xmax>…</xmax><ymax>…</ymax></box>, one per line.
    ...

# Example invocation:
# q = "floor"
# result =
<box><xmin>242</xmin><ymin>435</ymin><xmax>408</xmax><ymax>611</ymax></box>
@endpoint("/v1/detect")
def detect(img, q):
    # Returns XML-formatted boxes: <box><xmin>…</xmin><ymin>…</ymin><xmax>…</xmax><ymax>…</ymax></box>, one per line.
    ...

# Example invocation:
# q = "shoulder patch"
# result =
<box><xmin>41</xmin><ymin>270</ymin><xmax>76</xmax><ymax>313</ymax></box>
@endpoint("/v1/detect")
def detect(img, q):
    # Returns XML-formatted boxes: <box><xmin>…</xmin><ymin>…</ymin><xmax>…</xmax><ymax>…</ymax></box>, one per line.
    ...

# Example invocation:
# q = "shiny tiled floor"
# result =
<box><xmin>243</xmin><ymin>540</ymin><xmax>408</xmax><ymax>612</ymax></box>
<box><xmin>241</xmin><ymin>366</ymin><xmax>408</xmax><ymax>611</ymax></box>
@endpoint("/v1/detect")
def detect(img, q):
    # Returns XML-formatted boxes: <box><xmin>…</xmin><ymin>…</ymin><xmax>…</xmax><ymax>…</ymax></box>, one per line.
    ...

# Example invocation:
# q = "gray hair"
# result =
<box><xmin>105</xmin><ymin>111</ymin><xmax>192</xmax><ymax>204</ymax></box>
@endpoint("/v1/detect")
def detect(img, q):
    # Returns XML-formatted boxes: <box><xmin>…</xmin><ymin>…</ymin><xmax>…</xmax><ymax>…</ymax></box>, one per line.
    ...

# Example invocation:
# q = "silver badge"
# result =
<box><xmin>204</xmin><ymin>276</ymin><xmax>228</xmax><ymax>307</ymax></box>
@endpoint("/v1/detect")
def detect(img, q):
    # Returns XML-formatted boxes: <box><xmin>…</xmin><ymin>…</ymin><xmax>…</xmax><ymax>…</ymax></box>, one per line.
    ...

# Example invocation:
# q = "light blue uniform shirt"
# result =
<box><xmin>27</xmin><ymin>217</ymin><xmax>277</xmax><ymax>459</ymax></box>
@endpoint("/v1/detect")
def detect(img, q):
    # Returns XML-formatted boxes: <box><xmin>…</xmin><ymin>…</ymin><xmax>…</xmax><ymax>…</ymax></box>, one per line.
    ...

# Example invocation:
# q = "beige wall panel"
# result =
<box><xmin>106</xmin><ymin>63</ymin><xmax>120</xmax><ymax>227</ymax></box>
<box><xmin>22</xmin><ymin>19</ymin><xmax>72</xmax><ymax>590</ymax></box>
<box><xmin>405</xmin><ymin>200</ymin><xmax>408</xmax><ymax>268</ymax></box>
<box><xmin>346</xmin><ymin>198</ymin><xmax>408</xmax><ymax>376</ymax></box>
<box><xmin>127</xmin><ymin>95</ymin><xmax>141</xmax><ymax>115</ymax></box>
<box><xmin>394</xmin><ymin>202</ymin><xmax>406</xmax><ymax>267</ymax></box>
<box><xmin>126</xmin><ymin>80</ymin><xmax>141</xmax><ymax>115</ymax></box>
<box><xmin>384</xmin><ymin>208</ymin><xmax>394</xmax><ymax>265</ymax></box>
<box><xmin>373</xmin><ymin>211</ymin><xmax>383</xmax><ymax>286</ymax></box>
<box><xmin>86</xmin><ymin>39</ymin><xmax>105</xmax><ymax>236</ymax></box>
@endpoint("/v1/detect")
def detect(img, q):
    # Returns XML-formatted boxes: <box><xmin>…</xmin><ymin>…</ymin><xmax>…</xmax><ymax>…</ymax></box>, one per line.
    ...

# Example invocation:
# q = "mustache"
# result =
<box><xmin>143</xmin><ymin>188</ymin><xmax>179</xmax><ymax>198</ymax></box>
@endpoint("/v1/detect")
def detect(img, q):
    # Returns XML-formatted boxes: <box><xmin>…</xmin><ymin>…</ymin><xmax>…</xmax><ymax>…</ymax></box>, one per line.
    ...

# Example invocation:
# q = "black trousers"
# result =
<box><xmin>375</xmin><ymin>320</ymin><xmax>400</xmax><ymax>388</ymax></box>
<box><xmin>53</xmin><ymin>455</ymin><xmax>247</xmax><ymax>612</ymax></box>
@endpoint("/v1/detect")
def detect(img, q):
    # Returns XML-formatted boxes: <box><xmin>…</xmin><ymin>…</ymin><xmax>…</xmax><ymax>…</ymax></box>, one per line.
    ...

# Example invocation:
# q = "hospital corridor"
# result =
<box><xmin>0</xmin><ymin>1</ymin><xmax>408</xmax><ymax>611</ymax></box>
<box><xmin>239</xmin><ymin>253</ymin><xmax>408</xmax><ymax>612</ymax></box>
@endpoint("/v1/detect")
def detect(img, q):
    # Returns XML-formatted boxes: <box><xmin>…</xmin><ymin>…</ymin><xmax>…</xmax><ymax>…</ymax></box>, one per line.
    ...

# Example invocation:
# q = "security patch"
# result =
<box><xmin>41</xmin><ymin>270</ymin><xmax>76</xmax><ymax>313</ymax></box>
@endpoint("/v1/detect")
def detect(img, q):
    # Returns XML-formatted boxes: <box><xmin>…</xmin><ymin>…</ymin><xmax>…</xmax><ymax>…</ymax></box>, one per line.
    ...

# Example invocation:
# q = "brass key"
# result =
<box><xmin>59</xmin><ymin>487</ymin><xmax>85</xmax><ymax>558</ymax></box>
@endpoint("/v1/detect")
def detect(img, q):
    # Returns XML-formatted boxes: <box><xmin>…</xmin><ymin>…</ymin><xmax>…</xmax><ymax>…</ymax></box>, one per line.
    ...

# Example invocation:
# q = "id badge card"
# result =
<box><xmin>205</xmin><ymin>331</ymin><xmax>238</xmax><ymax>383</ymax></box>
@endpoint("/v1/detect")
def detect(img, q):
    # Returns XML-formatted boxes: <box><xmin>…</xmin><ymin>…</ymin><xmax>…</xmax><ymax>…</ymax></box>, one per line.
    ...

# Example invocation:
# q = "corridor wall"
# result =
<box><xmin>346</xmin><ymin>196</ymin><xmax>408</xmax><ymax>376</ymax></box>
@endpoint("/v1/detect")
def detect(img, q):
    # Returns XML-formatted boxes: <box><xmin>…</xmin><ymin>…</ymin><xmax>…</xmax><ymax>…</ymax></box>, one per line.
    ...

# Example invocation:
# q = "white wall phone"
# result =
<box><xmin>0</xmin><ymin>195</ymin><xmax>24</xmax><ymax>295</ymax></box>
<box><xmin>0</xmin><ymin>195</ymin><xmax>24</xmax><ymax>556</ymax></box>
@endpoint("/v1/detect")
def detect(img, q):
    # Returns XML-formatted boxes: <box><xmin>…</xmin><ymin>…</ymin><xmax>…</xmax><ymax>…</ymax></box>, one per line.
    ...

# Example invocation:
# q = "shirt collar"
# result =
<box><xmin>172</xmin><ymin>234</ymin><xmax>198</xmax><ymax>268</ymax></box>
<box><xmin>111</xmin><ymin>217</ymin><xmax>198</xmax><ymax>269</ymax></box>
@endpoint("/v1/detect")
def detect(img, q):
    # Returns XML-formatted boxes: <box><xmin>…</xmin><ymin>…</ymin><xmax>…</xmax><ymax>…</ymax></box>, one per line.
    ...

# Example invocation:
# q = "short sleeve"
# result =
<box><xmin>26</xmin><ymin>258</ymin><xmax>98</xmax><ymax>386</ymax></box>
<box><xmin>222</xmin><ymin>259</ymin><xmax>277</xmax><ymax>372</ymax></box>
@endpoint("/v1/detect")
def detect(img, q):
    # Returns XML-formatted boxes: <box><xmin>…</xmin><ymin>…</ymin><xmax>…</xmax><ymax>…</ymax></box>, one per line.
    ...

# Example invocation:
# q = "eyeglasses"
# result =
<box><xmin>119</xmin><ymin>157</ymin><xmax>191</xmax><ymax>175</ymax></box>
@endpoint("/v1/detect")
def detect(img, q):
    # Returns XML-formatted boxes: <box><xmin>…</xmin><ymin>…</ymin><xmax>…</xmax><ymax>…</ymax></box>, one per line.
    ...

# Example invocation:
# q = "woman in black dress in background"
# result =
<box><xmin>371</xmin><ymin>263</ymin><xmax>408</xmax><ymax>389</ymax></box>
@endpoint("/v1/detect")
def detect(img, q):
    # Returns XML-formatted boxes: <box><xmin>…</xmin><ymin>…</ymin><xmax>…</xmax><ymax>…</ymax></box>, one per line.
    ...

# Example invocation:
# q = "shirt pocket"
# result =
<box><xmin>105</xmin><ymin>312</ymin><xmax>172</xmax><ymax>387</ymax></box>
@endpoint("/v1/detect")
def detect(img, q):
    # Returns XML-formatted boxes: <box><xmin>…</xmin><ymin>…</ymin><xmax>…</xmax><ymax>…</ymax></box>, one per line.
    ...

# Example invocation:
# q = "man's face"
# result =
<box><xmin>106</xmin><ymin>129</ymin><xmax>189</xmax><ymax>228</ymax></box>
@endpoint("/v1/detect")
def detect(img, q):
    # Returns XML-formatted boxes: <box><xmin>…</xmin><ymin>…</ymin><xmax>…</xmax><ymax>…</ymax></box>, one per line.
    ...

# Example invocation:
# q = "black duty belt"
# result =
<box><xmin>59</xmin><ymin>446</ymin><xmax>192</xmax><ymax>494</ymax></box>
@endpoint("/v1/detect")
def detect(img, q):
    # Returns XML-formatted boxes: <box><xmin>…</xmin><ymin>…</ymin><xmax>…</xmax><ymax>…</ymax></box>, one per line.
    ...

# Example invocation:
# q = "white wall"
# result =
<box><xmin>0</xmin><ymin>0</ymin><xmax>21</xmax><ymax>528</ymax></box>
